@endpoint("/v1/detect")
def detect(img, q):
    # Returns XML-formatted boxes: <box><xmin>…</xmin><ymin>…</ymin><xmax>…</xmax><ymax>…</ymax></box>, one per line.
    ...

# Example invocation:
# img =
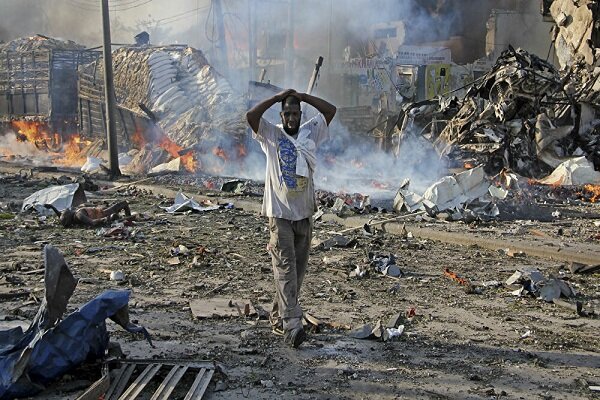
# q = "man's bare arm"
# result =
<box><xmin>298</xmin><ymin>93</ymin><xmax>337</xmax><ymax>125</ymax></box>
<box><xmin>246</xmin><ymin>89</ymin><xmax>297</xmax><ymax>133</ymax></box>
<box><xmin>75</xmin><ymin>210</ymin><xmax>107</xmax><ymax>227</ymax></box>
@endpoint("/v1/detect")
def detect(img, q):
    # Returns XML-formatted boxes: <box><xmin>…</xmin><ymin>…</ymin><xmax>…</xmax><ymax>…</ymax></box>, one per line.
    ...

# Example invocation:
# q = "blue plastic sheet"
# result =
<box><xmin>0</xmin><ymin>246</ymin><xmax>151</xmax><ymax>399</ymax></box>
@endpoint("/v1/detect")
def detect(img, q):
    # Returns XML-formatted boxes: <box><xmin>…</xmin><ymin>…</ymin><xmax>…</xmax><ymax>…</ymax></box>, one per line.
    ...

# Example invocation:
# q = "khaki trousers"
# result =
<box><xmin>268</xmin><ymin>217</ymin><xmax>312</xmax><ymax>331</ymax></box>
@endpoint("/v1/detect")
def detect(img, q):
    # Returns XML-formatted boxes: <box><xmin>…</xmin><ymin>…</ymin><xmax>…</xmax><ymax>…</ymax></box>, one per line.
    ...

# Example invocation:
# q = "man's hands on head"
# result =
<box><xmin>247</xmin><ymin>88</ymin><xmax>315</xmax><ymax>133</ymax></box>
<box><xmin>276</xmin><ymin>89</ymin><xmax>303</xmax><ymax>102</ymax></box>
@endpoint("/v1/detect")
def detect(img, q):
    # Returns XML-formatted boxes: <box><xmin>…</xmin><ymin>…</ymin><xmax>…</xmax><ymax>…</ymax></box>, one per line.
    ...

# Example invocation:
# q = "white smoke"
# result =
<box><xmin>0</xmin><ymin>130</ymin><xmax>54</xmax><ymax>165</ymax></box>
<box><xmin>314</xmin><ymin>122</ymin><xmax>445</xmax><ymax>198</ymax></box>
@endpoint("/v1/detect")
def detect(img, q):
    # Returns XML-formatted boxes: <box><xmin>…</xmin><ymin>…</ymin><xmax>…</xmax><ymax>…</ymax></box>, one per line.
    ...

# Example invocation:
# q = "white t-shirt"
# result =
<box><xmin>253</xmin><ymin>113</ymin><xmax>329</xmax><ymax>221</ymax></box>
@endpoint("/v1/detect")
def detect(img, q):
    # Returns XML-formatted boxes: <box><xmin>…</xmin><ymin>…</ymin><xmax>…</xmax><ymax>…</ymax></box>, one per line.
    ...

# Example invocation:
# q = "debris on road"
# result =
<box><xmin>505</xmin><ymin>267</ymin><xmax>577</xmax><ymax>302</ymax></box>
<box><xmin>101</xmin><ymin>359</ymin><xmax>218</xmax><ymax>400</ymax></box>
<box><xmin>369</xmin><ymin>252</ymin><xmax>403</xmax><ymax>278</ymax></box>
<box><xmin>21</xmin><ymin>183</ymin><xmax>87</xmax><ymax>216</ymax></box>
<box><xmin>163</xmin><ymin>192</ymin><xmax>221</xmax><ymax>213</ymax></box>
<box><xmin>189</xmin><ymin>297</ymin><xmax>254</xmax><ymax>319</ymax></box>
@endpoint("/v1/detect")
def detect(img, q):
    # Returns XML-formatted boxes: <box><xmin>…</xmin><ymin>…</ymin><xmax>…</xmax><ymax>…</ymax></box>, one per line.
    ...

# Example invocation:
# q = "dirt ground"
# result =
<box><xmin>1</xmin><ymin>162</ymin><xmax>599</xmax><ymax>400</ymax></box>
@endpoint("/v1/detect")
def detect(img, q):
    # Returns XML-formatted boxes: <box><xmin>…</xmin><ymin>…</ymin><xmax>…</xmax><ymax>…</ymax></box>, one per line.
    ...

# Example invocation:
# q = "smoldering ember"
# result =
<box><xmin>1</xmin><ymin>1</ymin><xmax>600</xmax><ymax>399</ymax></box>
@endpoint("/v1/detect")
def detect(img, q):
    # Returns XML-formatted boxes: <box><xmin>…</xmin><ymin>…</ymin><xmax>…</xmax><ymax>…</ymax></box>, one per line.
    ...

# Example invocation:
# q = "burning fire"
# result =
<box><xmin>212</xmin><ymin>146</ymin><xmax>229</xmax><ymax>161</ymax></box>
<box><xmin>157</xmin><ymin>134</ymin><xmax>198</xmax><ymax>172</ymax></box>
<box><xmin>7</xmin><ymin>120</ymin><xmax>90</xmax><ymax>166</ymax></box>
<box><xmin>583</xmin><ymin>184</ymin><xmax>600</xmax><ymax>202</ymax></box>
<box><xmin>131</xmin><ymin>128</ymin><xmax>146</xmax><ymax>149</ymax></box>
<box><xmin>11</xmin><ymin>120</ymin><xmax>59</xmax><ymax>150</ymax></box>
<box><xmin>55</xmin><ymin>134</ymin><xmax>92</xmax><ymax>166</ymax></box>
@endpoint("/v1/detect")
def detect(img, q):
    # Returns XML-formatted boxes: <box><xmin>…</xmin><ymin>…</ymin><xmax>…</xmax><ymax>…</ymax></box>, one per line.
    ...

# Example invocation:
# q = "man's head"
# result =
<box><xmin>60</xmin><ymin>208</ymin><xmax>75</xmax><ymax>227</ymax></box>
<box><xmin>280</xmin><ymin>95</ymin><xmax>302</xmax><ymax>134</ymax></box>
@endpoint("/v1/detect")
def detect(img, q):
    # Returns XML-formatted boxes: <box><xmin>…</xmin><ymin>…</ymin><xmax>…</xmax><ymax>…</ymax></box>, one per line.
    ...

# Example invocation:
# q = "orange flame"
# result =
<box><xmin>55</xmin><ymin>134</ymin><xmax>92</xmax><ymax>166</ymax></box>
<box><xmin>212</xmin><ymin>146</ymin><xmax>228</xmax><ymax>161</ymax></box>
<box><xmin>8</xmin><ymin>120</ymin><xmax>90</xmax><ymax>166</ymax></box>
<box><xmin>583</xmin><ymin>184</ymin><xmax>600</xmax><ymax>203</ymax></box>
<box><xmin>131</xmin><ymin>128</ymin><xmax>146</xmax><ymax>149</ymax></box>
<box><xmin>158</xmin><ymin>134</ymin><xmax>197</xmax><ymax>173</ymax></box>
<box><xmin>11</xmin><ymin>120</ymin><xmax>56</xmax><ymax>149</ymax></box>
<box><xmin>182</xmin><ymin>152</ymin><xmax>198</xmax><ymax>172</ymax></box>
<box><xmin>464</xmin><ymin>162</ymin><xmax>474</xmax><ymax>169</ymax></box>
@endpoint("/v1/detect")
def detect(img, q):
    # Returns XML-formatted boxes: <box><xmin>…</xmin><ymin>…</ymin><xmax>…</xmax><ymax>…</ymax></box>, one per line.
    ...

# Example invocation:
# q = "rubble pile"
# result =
<box><xmin>549</xmin><ymin>0</ymin><xmax>600</xmax><ymax>68</ymax></box>
<box><xmin>397</xmin><ymin>46</ymin><xmax>600</xmax><ymax>180</ymax></box>
<box><xmin>80</xmin><ymin>46</ymin><xmax>247</xmax><ymax>149</ymax></box>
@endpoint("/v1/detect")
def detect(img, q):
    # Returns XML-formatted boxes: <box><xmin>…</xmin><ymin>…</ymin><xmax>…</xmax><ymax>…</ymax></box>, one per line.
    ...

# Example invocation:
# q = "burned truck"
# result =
<box><xmin>0</xmin><ymin>35</ymin><xmax>99</xmax><ymax>150</ymax></box>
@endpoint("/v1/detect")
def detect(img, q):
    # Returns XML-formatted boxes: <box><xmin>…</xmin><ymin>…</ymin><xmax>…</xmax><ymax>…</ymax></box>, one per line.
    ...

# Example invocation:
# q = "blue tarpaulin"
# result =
<box><xmin>0</xmin><ymin>245</ymin><xmax>151</xmax><ymax>399</ymax></box>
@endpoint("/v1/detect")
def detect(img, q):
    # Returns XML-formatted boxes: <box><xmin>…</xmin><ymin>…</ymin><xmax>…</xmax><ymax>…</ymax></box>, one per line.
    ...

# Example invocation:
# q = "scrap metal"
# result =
<box><xmin>395</xmin><ymin>45</ymin><xmax>600</xmax><ymax>180</ymax></box>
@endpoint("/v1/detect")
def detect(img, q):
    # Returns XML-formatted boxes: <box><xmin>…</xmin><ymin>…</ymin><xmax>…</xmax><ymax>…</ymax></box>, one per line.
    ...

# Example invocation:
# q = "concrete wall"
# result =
<box><xmin>486</xmin><ymin>8</ymin><xmax>558</xmax><ymax>66</ymax></box>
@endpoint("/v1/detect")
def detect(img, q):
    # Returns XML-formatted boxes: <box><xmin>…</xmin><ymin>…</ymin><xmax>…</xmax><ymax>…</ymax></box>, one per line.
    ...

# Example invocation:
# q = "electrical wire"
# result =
<box><xmin>152</xmin><ymin>12</ymin><xmax>205</xmax><ymax>27</ymax></box>
<box><xmin>204</xmin><ymin>0</ymin><xmax>218</xmax><ymax>44</ymax></box>
<box><xmin>221</xmin><ymin>0</ymin><xmax>246</xmax><ymax>60</ymax></box>
<box><xmin>153</xmin><ymin>5</ymin><xmax>211</xmax><ymax>24</ymax></box>
<box><xmin>67</xmin><ymin>0</ymin><xmax>154</xmax><ymax>12</ymax></box>
<box><xmin>76</xmin><ymin>0</ymin><xmax>150</xmax><ymax>6</ymax></box>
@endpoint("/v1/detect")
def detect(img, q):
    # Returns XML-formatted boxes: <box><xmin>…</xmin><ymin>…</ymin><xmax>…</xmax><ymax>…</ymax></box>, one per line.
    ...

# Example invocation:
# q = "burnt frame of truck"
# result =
<box><xmin>0</xmin><ymin>48</ymin><xmax>101</xmax><ymax>137</ymax></box>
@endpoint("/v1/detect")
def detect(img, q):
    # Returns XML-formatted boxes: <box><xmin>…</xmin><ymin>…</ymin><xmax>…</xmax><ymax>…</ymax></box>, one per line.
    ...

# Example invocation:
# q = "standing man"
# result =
<box><xmin>246</xmin><ymin>89</ymin><xmax>336</xmax><ymax>348</ymax></box>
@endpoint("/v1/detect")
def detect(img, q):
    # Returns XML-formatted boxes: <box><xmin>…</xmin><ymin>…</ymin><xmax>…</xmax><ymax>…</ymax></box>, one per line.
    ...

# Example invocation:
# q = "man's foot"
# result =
<box><xmin>284</xmin><ymin>327</ymin><xmax>306</xmax><ymax>348</ymax></box>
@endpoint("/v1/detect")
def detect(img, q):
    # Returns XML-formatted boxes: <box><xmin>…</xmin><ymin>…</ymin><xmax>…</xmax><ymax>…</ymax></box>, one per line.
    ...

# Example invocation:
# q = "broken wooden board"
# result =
<box><xmin>189</xmin><ymin>297</ymin><xmax>254</xmax><ymax>319</ymax></box>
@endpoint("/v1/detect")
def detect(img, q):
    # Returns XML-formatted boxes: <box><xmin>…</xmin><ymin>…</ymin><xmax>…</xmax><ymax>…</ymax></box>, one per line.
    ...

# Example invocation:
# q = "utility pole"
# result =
<box><xmin>247</xmin><ymin>0</ymin><xmax>257</xmax><ymax>81</ymax></box>
<box><xmin>213</xmin><ymin>0</ymin><xmax>229</xmax><ymax>74</ymax></box>
<box><xmin>101</xmin><ymin>0</ymin><xmax>121</xmax><ymax>179</ymax></box>
<box><xmin>327</xmin><ymin>0</ymin><xmax>332</xmax><ymax>76</ymax></box>
<box><xmin>285</xmin><ymin>0</ymin><xmax>295</xmax><ymax>86</ymax></box>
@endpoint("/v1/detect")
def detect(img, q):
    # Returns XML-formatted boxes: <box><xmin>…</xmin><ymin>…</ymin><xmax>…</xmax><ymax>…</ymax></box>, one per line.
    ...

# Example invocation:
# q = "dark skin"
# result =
<box><xmin>45</xmin><ymin>201</ymin><xmax>132</xmax><ymax>228</ymax></box>
<box><xmin>246</xmin><ymin>89</ymin><xmax>337</xmax><ymax>136</ymax></box>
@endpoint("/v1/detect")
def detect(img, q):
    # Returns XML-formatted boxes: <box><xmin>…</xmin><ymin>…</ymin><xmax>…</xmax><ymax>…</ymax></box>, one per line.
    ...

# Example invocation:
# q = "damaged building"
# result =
<box><xmin>78</xmin><ymin>44</ymin><xmax>247</xmax><ymax>174</ymax></box>
<box><xmin>0</xmin><ymin>35</ymin><xmax>99</xmax><ymax>146</ymax></box>
<box><xmin>394</xmin><ymin>0</ymin><xmax>600</xmax><ymax>179</ymax></box>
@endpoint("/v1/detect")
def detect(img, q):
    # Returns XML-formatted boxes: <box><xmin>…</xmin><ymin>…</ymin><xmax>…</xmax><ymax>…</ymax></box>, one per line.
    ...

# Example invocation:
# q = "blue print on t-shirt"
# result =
<box><xmin>278</xmin><ymin>137</ymin><xmax>297</xmax><ymax>188</ymax></box>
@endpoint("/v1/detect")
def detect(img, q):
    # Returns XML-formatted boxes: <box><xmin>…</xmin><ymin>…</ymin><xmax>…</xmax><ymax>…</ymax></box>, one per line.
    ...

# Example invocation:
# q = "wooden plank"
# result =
<box><xmin>32</xmin><ymin>50</ymin><xmax>39</xmax><ymax>114</ymax></box>
<box><xmin>19</xmin><ymin>54</ymin><xmax>27</xmax><ymax>114</ymax></box>
<box><xmin>87</xmin><ymin>99</ymin><xmax>94</xmax><ymax>135</ymax></box>
<box><xmin>150</xmin><ymin>365</ymin><xmax>188</xmax><ymax>400</ymax></box>
<box><xmin>117</xmin><ymin>107</ymin><xmax>130</xmax><ymax>142</ymax></box>
<box><xmin>106</xmin><ymin>364</ymin><xmax>136</xmax><ymax>400</ymax></box>
<box><xmin>195</xmin><ymin>368</ymin><xmax>214</xmax><ymax>399</ymax></box>
<box><xmin>108</xmin><ymin>359</ymin><xmax>216</xmax><ymax>370</ymax></box>
<box><xmin>75</xmin><ymin>366</ymin><xmax>110</xmax><ymax>400</ymax></box>
<box><xmin>183</xmin><ymin>368</ymin><xmax>206</xmax><ymax>400</ymax></box>
<box><xmin>184</xmin><ymin>368</ymin><xmax>214</xmax><ymax>400</ymax></box>
<box><xmin>118</xmin><ymin>363</ymin><xmax>162</xmax><ymax>400</ymax></box>
<box><xmin>47</xmin><ymin>51</ymin><xmax>52</xmax><ymax>119</ymax></box>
